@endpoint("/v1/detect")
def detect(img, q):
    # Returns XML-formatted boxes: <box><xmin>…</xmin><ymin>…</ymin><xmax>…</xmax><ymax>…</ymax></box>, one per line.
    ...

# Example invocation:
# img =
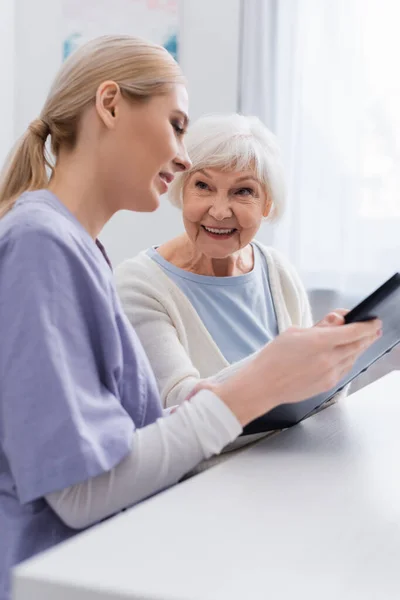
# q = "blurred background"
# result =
<box><xmin>1</xmin><ymin>0</ymin><xmax>399</xmax><ymax>386</ymax></box>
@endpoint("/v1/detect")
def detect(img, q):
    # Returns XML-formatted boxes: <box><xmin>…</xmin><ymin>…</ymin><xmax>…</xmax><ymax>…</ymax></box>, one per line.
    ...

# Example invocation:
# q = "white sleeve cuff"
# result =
<box><xmin>45</xmin><ymin>388</ymin><xmax>242</xmax><ymax>529</ymax></box>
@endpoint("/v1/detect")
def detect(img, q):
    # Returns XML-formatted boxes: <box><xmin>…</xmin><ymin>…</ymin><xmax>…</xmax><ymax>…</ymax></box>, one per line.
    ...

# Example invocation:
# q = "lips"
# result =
<box><xmin>202</xmin><ymin>226</ymin><xmax>236</xmax><ymax>235</ymax></box>
<box><xmin>157</xmin><ymin>172</ymin><xmax>174</xmax><ymax>194</ymax></box>
<box><xmin>159</xmin><ymin>172</ymin><xmax>174</xmax><ymax>184</ymax></box>
<box><xmin>201</xmin><ymin>225</ymin><xmax>238</xmax><ymax>239</ymax></box>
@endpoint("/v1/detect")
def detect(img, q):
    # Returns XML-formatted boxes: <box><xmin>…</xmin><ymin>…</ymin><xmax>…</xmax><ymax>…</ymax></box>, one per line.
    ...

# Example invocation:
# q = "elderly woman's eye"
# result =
<box><xmin>195</xmin><ymin>180</ymin><xmax>209</xmax><ymax>190</ymax></box>
<box><xmin>236</xmin><ymin>187</ymin><xmax>254</xmax><ymax>196</ymax></box>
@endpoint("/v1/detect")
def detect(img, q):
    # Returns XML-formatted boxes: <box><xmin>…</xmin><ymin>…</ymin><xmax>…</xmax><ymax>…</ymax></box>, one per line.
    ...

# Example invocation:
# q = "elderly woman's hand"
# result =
<box><xmin>210</xmin><ymin>313</ymin><xmax>381</xmax><ymax>427</ymax></box>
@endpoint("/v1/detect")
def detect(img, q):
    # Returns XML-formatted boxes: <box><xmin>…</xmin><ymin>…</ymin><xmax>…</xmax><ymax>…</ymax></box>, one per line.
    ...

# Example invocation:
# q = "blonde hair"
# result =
<box><xmin>0</xmin><ymin>35</ymin><xmax>184</xmax><ymax>218</ymax></box>
<box><xmin>168</xmin><ymin>113</ymin><xmax>286</xmax><ymax>221</ymax></box>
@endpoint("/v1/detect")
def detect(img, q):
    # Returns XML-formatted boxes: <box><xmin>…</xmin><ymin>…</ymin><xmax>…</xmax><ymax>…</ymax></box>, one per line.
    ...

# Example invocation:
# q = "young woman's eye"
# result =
<box><xmin>172</xmin><ymin>121</ymin><xmax>185</xmax><ymax>136</ymax></box>
<box><xmin>235</xmin><ymin>187</ymin><xmax>254</xmax><ymax>196</ymax></box>
<box><xmin>195</xmin><ymin>180</ymin><xmax>209</xmax><ymax>190</ymax></box>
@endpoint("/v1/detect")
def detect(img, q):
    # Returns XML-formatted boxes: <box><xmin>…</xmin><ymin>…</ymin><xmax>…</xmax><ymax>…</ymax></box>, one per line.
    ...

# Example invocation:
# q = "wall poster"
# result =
<box><xmin>62</xmin><ymin>0</ymin><xmax>179</xmax><ymax>61</ymax></box>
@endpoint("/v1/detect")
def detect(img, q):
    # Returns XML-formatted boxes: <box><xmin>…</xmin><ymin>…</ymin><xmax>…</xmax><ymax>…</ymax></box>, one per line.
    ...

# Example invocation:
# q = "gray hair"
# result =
<box><xmin>168</xmin><ymin>113</ymin><xmax>286</xmax><ymax>221</ymax></box>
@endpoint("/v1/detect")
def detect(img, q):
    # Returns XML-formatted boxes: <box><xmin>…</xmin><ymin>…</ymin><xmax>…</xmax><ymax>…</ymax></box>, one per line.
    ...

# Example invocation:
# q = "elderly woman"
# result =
<box><xmin>115</xmin><ymin>114</ymin><xmax>334</xmax><ymax>419</ymax></box>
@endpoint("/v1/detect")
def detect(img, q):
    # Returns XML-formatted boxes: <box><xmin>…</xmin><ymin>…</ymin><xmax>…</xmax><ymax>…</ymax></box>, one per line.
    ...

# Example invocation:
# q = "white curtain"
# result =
<box><xmin>240</xmin><ymin>0</ymin><xmax>400</xmax><ymax>307</ymax></box>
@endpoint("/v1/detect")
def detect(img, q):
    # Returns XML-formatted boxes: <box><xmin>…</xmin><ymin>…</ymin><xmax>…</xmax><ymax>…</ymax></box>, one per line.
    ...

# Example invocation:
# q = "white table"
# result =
<box><xmin>14</xmin><ymin>371</ymin><xmax>400</xmax><ymax>600</ymax></box>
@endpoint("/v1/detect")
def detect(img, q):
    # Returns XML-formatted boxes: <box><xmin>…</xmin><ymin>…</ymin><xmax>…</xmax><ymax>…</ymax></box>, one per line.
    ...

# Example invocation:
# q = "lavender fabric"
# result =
<box><xmin>0</xmin><ymin>190</ymin><xmax>162</xmax><ymax>600</ymax></box>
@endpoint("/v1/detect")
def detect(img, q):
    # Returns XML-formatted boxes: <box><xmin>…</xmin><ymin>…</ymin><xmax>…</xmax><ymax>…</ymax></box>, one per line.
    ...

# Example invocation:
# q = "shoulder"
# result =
<box><xmin>115</xmin><ymin>250</ymin><xmax>155</xmax><ymax>278</ymax></box>
<box><xmin>115</xmin><ymin>250</ymin><xmax>172</xmax><ymax>296</ymax></box>
<box><xmin>253</xmin><ymin>240</ymin><xmax>291</xmax><ymax>268</ymax></box>
<box><xmin>1</xmin><ymin>192</ymin><xmax>81</xmax><ymax>256</ymax></box>
<box><xmin>115</xmin><ymin>251</ymin><xmax>172</xmax><ymax>318</ymax></box>
<box><xmin>115</xmin><ymin>250</ymin><xmax>193</xmax><ymax>326</ymax></box>
<box><xmin>0</xmin><ymin>193</ymin><xmax>109</xmax><ymax>290</ymax></box>
<box><xmin>254</xmin><ymin>239</ymin><xmax>308</xmax><ymax>299</ymax></box>
<box><xmin>253</xmin><ymin>240</ymin><xmax>301</xmax><ymax>281</ymax></box>
<box><xmin>253</xmin><ymin>240</ymin><xmax>312</xmax><ymax>326</ymax></box>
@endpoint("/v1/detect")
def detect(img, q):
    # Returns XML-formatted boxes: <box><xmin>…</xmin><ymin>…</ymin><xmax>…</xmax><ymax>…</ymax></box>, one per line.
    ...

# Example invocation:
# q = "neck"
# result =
<box><xmin>47</xmin><ymin>148</ymin><xmax>114</xmax><ymax>240</ymax></box>
<box><xmin>161</xmin><ymin>234</ymin><xmax>254</xmax><ymax>277</ymax></box>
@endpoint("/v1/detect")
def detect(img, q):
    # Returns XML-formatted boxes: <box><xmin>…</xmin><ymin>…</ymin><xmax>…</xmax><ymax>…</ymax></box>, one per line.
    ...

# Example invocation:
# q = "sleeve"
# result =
<box><xmin>267</xmin><ymin>246</ymin><xmax>314</xmax><ymax>328</ymax></box>
<box><xmin>0</xmin><ymin>229</ymin><xmax>135</xmax><ymax>504</ymax></box>
<box><xmin>268</xmin><ymin>248</ymin><xmax>349</xmax><ymax>405</ymax></box>
<box><xmin>115</xmin><ymin>262</ymin><xmax>201</xmax><ymax>408</ymax></box>
<box><xmin>45</xmin><ymin>389</ymin><xmax>242</xmax><ymax>530</ymax></box>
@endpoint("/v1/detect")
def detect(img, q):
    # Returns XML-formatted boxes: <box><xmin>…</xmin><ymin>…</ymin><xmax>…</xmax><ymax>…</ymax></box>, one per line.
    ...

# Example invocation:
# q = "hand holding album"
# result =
<box><xmin>243</xmin><ymin>273</ymin><xmax>400</xmax><ymax>435</ymax></box>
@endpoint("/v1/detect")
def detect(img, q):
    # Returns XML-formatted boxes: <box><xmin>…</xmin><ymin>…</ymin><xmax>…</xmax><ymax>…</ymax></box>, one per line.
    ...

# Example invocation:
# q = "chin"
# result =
<box><xmin>146</xmin><ymin>196</ymin><xmax>160</xmax><ymax>212</ymax></box>
<box><xmin>202</xmin><ymin>245</ymin><xmax>237</xmax><ymax>259</ymax></box>
<box><xmin>130</xmin><ymin>190</ymin><xmax>160</xmax><ymax>213</ymax></box>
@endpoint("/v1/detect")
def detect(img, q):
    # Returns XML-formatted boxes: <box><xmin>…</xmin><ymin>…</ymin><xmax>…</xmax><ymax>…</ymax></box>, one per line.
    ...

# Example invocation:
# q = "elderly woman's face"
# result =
<box><xmin>182</xmin><ymin>168</ymin><xmax>269</xmax><ymax>258</ymax></box>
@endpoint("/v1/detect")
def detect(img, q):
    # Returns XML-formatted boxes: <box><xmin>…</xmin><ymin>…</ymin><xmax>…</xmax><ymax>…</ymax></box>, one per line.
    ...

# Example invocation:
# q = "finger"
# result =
<box><xmin>320</xmin><ymin>332</ymin><xmax>379</xmax><ymax>388</ymax></box>
<box><xmin>185</xmin><ymin>387</ymin><xmax>199</xmax><ymax>402</ymax></box>
<box><xmin>321</xmin><ymin>319</ymin><xmax>382</xmax><ymax>346</ymax></box>
<box><xmin>332</xmin><ymin>308</ymin><xmax>349</xmax><ymax>319</ymax></box>
<box><xmin>335</xmin><ymin>355</ymin><xmax>359</xmax><ymax>382</ymax></box>
<box><xmin>317</xmin><ymin>311</ymin><xmax>346</xmax><ymax>327</ymax></box>
<box><xmin>335</xmin><ymin>332</ymin><xmax>379</xmax><ymax>361</ymax></box>
<box><xmin>335</xmin><ymin>337</ymin><xmax>376</xmax><ymax>379</ymax></box>
<box><xmin>328</xmin><ymin>351</ymin><xmax>368</xmax><ymax>388</ymax></box>
<box><xmin>318</xmin><ymin>331</ymin><xmax>380</xmax><ymax>390</ymax></box>
<box><xmin>185</xmin><ymin>381</ymin><xmax>214</xmax><ymax>402</ymax></box>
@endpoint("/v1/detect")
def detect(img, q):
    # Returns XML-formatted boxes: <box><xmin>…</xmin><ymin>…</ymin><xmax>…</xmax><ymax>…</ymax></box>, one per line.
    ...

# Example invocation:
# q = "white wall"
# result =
<box><xmin>0</xmin><ymin>0</ymin><xmax>15</xmax><ymax>169</ymax></box>
<box><xmin>180</xmin><ymin>0</ymin><xmax>241</xmax><ymax>121</ymax></box>
<box><xmin>14</xmin><ymin>0</ymin><xmax>62</xmax><ymax>138</ymax></box>
<box><xmin>0</xmin><ymin>0</ymin><xmax>61</xmax><ymax>165</ymax></box>
<box><xmin>3</xmin><ymin>0</ymin><xmax>241</xmax><ymax>265</ymax></box>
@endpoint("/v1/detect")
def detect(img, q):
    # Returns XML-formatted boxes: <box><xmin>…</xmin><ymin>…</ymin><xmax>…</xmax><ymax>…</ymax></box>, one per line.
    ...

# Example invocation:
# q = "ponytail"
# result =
<box><xmin>0</xmin><ymin>35</ymin><xmax>183</xmax><ymax>219</ymax></box>
<box><xmin>0</xmin><ymin>118</ymin><xmax>52</xmax><ymax>218</ymax></box>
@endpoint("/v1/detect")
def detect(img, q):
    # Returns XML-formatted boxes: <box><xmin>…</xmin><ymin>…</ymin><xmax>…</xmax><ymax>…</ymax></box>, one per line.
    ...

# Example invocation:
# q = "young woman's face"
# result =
<box><xmin>103</xmin><ymin>84</ymin><xmax>191</xmax><ymax>213</ymax></box>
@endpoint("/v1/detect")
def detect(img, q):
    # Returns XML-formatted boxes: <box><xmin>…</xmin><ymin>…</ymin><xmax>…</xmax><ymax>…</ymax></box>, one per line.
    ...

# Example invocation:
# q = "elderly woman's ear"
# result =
<box><xmin>263</xmin><ymin>196</ymin><xmax>272</xmax><ymax>218</ymax></box>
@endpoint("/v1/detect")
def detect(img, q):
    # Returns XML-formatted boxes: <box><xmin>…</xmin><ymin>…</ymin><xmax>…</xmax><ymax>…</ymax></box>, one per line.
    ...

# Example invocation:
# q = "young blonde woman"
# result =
<box><xmin>0</xmin><ymin>35</ymin><xmax>380</xmax><ymax>600</ymax></box>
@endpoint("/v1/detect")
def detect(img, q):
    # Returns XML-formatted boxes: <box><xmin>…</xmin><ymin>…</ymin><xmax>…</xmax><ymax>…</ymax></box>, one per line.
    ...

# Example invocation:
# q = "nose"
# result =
<box><xmin>173</xmin><ymin>142</ymin><xmax>192</xmax><ymax>173</ymax></box>
<box><xmin>208</xmin><ymin>195</ymin><xmax>233</xmax><ymax>220</ymax></box>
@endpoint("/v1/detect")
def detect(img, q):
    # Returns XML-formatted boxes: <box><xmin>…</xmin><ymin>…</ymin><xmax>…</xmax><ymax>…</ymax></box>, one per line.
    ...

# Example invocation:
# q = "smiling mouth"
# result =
<box><xmin>159</xmin><ymin>172</ymin><xmax>174</xmax><ymax>184</ymax></box>
<box><xmin>201</xmin><ymin>225</ymin><xmax>238</xmax><ymax>237</ymax></box>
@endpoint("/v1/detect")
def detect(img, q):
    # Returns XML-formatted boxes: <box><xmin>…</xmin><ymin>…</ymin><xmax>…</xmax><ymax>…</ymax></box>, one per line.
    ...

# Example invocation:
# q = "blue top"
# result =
<box><xmin>0</xmin><ymin>190</ymin><xmax>162</xmax><ymax>600</ymax></box>
<box><xmin>147</xmin><ymin>243</ymin><xmax>278</xmax><ymax>363</ymax></box>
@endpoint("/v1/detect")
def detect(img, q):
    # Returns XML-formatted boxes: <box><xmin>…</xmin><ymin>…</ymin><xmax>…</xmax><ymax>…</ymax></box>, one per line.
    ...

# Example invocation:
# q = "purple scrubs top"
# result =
<box><xmin>0</xmin><ymin>190</ymin><xmax>162</xmax><ymax>600</ymax></box>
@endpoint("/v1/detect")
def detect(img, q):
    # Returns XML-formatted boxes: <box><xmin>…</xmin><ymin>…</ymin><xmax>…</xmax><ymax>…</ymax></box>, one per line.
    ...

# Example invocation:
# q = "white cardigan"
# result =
<box><xmin>115</xmin><ymin>242</ymin><xmax>314</xmax><ymax>409</ymax></box>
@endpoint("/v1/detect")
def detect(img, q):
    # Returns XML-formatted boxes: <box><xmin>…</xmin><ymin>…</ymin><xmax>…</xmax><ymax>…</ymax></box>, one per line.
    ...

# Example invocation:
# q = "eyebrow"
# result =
<box><xmin>233</xmin><ymin>175</ymin><xmax>259</xmax><ymax>184</ymax></box>
<box><xmin>197</xmin><ymin>169</ymin><xmax>259</xmax><ymax>184</ymax></box>
<box><xmin>197</xmin><ymin>169</ymin><xmax>212</xmax><ymax>178</ymax></box>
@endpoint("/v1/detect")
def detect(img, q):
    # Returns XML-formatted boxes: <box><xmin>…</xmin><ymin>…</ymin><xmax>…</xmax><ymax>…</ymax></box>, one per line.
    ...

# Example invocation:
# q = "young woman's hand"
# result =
<box><xmin>213</xmin><ymin>312</ymin><xmax>381</xmax><ymax>427</ymax></box>
<box><xmin>317</xmin><ymin>308</ymin><xmax>348</xmax><ymax>327</ymax></box>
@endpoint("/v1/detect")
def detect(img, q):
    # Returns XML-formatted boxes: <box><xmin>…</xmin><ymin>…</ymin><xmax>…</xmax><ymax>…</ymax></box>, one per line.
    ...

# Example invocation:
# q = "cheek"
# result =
<box><xmin>128</xmin><ymin>117</ymin><xmax>177</xmax><ymax>174</ymax></box>
<box><xmin>110</xmin><ymin>125</ymin><xmax>147</xmax><ymax>179</ymax></box>
<box><xmin>182</xmin><ymin>192</ymin><xmax>209</xmax><ymax>223</ymax></box>
<box><xmin>235</xmin><ymin>204</ymin><xmax>264</xmax><ymax>230</ymax></box>
<box><xmin>156</xmin><ymin>123</ymin><xmax>179</xmax><ymax>163</ymax></box>
<box><xmin>108</xmin><ymin>131</ymin><xmax>155</xmax><ymax>199</ymax></box>
<box><xmin>109</xmin><ymin>136</ymin><xmax>140</xmax><ymax>186</ymax></box>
